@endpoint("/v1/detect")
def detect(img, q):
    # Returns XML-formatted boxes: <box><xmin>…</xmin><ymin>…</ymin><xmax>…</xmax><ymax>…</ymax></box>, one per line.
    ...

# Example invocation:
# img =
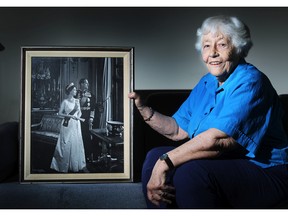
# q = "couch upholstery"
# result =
<box><xmin>31</xmin><ymin>114</ymin><xmax>63</xmax><ymax>144</ymax></box>
<box><xmin>0</xmin><ymin>122</ymin><xmax>18</xmax><ymax>182</ymax></box>
<box><xmin>0</xmin><ymin>122</ymin><xmax>146</xmax><ymax>209</ymax></box>
<box><xmin>30</xmin><ymin>114</ymin><xmax>63</xmax><ymax>172</ymax></box>
<box><xmin>0</xmin><ymin>90</ymin><xmax>288</xmax><ymax>209</ymax></box>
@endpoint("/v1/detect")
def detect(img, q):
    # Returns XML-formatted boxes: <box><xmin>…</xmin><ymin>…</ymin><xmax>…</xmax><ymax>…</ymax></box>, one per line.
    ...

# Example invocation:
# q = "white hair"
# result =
<box><xmin>195</xmin><ymin>15</ymin><xmax>253</xmax><ymax>58</ymax></box>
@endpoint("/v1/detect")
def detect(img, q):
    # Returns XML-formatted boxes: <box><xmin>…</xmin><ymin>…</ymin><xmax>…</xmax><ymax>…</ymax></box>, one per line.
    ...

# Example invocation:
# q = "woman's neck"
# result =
<box><xmin>67</xmin><ymin>95</ymin><xmax>74</xmax><ymax>101</ymax></box>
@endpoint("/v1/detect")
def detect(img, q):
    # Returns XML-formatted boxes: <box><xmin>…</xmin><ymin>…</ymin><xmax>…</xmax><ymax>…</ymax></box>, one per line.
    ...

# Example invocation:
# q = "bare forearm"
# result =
<box><xmin>166</xmin><ymin>128</ymin><xmax>238</xmax><ymax>168</ymax></box>
<box><xmin>139</xmin><ymin>106</ymin><xmax>187</xmax><ymax>141</ymax></box>
<box><xmin>57</xmin><ymin>113</ymin><xmax>71</xmax><ymax>118</ymax></box>
<box><xmin>128</xmin><ymin>92</ymin><xmax>188</xmax><ymax>140</ymax></box>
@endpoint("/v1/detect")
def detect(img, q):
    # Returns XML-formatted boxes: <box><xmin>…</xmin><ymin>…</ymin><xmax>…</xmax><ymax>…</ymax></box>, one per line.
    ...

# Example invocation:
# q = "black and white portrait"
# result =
<box><xmin>20</xmin><ymin>47</ymin><xmax>133</xmax><ymax>182</ymax></box>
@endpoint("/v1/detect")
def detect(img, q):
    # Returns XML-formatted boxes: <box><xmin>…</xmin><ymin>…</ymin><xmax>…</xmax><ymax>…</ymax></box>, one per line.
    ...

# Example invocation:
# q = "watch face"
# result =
<box><xmin>160</xmin><ymin>153</ymin><xmax>167</xmax><ymax>160</ymax></box>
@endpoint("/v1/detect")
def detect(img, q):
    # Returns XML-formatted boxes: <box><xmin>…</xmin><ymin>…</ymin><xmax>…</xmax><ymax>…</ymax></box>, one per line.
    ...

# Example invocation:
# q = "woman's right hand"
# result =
<box><xmin>147</xmin><ymin>160</ymin><xmax>175</xmax><ymax>206</ymax></box>
<box><xmin>71</xmin><ymin>115</ymin><xmax>77</xmax><ymax>120</ymax></box>
<box><xmin>128</xmin><ymin>92</ymin><xmax>145</xmax><ymax>110</ymax></box>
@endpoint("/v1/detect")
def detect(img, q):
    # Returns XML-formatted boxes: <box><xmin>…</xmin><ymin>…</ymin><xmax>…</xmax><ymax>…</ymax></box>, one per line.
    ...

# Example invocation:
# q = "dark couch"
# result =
<box><xmin>0</xmin><ymin>90</ymin><xmax>288</xmax><ymax>209</ymax></box>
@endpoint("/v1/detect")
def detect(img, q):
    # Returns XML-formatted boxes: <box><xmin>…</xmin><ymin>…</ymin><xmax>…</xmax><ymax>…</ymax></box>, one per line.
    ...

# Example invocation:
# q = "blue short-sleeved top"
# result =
<box><xmin>173</xmin><ymin>59</ymin><xmax>288</xmax><ymax>168</ymax></box>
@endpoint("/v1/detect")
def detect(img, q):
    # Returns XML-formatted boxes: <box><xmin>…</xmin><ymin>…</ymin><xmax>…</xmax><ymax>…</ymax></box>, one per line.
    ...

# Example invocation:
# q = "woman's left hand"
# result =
<box><xmin>147</xmin><ymin>160</ymin><xmax>175</xmax><ymax>206</ymax></box>
<box><xmin>71</xmin><ymin>115</ymin><xmax>78</xmax><ymax>120</ymax></box>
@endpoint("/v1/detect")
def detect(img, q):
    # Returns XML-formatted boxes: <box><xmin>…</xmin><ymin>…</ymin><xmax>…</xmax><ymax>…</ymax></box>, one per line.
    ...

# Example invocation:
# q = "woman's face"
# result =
<box><xmin>69</xmin><ymin>87</ymin><xmax>77</xmax><ymax>96</ymax></box>
<box><xmin>201</xmin><ymin>32</ymin><xmax>239</xmax><ymax>84</ymax></box>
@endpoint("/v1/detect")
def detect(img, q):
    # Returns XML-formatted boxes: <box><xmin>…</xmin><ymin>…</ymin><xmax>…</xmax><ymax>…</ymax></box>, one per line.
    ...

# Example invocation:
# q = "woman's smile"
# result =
<box><xmin>201</xmin><ymin>32</ymin><xmax>239</xmax><ymax>83</ymax></box>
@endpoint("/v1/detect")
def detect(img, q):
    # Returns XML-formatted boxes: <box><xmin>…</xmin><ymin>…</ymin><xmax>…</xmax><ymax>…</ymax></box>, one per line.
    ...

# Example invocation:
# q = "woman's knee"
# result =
<box><xmin>172</xmin><ymin>160</ymin><xmax>222</xmax><ymax>208</ymax></box>
<box><xmin>173</xmin><ymin>160</ymin><xmax>212</xmax><ymax>189</ymax></box>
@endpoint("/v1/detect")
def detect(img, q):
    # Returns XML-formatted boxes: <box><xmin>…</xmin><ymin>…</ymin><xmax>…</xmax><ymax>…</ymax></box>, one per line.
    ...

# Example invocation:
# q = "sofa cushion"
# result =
<box><xmin>0</xmin><ymin>122</ymin><xmax>19</xmax><ymax>182</ymax></box>
<box><xmin>31</xmin><ymin>114</ymin><xmax>63</xmax><ymax>144</ymax></box>
<box><xmin>40</xmin><ymin>114</ymin><xmax>63</xmax><ymax>133</ymax></box>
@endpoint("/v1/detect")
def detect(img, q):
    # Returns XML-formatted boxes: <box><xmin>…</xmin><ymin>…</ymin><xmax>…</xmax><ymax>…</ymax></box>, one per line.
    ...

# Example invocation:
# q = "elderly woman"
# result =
<box><xmin>128</xmin><ymin>15</ymin><xmax>288</xmax><ymax>208</ymax></box>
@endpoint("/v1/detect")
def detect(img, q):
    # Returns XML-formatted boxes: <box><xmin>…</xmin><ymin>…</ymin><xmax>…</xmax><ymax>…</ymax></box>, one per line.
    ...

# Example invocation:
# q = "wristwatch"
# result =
<box><xmin>159</xmin><ymin>153</ymin><xmax>174</xmax><ymax>170</ymax></box>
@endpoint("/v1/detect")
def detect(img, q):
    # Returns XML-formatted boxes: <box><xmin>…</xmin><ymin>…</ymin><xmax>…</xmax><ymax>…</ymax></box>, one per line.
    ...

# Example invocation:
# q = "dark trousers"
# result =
<box><xmin>80</xmin><ymin>121</ymin><xmax>93</xmax><ymax>159</ymax></box>
<box><xmin>142</xmin><ymin>146</ymin><xmax>288</xmax><ymax>209</ymax></box>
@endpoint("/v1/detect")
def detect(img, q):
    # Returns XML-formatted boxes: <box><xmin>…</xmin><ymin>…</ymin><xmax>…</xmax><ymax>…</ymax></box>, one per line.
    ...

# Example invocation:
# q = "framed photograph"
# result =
<box><xmin>20</xmin><ymin>46</ymin><xmax>134</xmax><ymax>183</ymax></box>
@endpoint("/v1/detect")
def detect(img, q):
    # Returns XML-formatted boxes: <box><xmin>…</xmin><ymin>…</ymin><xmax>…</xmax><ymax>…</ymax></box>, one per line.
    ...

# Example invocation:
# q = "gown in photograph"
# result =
<box><xmin>50</xmin><ymin>98</ymin><xmax>86</xmax><ymax>173</ymax></box>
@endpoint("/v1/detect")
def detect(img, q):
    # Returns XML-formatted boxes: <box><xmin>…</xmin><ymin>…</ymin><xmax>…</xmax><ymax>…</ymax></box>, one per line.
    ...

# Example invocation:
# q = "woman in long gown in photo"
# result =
<box><xmin>50</xmin><ymin>82</ymin><xmax>88</xmax><ymax>173</ymax></box>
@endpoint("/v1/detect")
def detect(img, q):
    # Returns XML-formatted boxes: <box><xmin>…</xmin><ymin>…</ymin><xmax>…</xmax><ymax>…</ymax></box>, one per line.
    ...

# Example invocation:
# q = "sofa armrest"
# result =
<box><xmin>31</xmin><ymin>122</ymin><xmax>41</xmax><ymax>130</ymax></box>
<box><xmin>0</xmin><ymin>122</ymin><xmax>19</xmax><ymax>182</ymax></box>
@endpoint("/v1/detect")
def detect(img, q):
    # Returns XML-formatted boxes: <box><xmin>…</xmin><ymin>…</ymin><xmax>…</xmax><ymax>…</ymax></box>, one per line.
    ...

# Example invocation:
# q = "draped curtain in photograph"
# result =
<box><xmin>99</xmin><ymin>57</ymin><xmax>112</xmax><ymax>129</ymax></box>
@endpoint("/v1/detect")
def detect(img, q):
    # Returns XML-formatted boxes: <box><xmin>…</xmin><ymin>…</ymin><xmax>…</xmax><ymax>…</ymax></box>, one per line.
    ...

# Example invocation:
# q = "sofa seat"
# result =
<box><xmin>30</xmin><ymin>114</ymin><xmax>63</xmax><ymax>172</ymax></box>
<box><xmin>31</xmin><ymin>114</ymin><xmax>63</xmax><ymax>145</ymax></box>
<box><xmin>0</xmin><ymin>90</ymin><xmax>288</xmax><ymax>209</ymax></box>
<box><xmin>0</xmin><ymin>180</ymin><xmax>146</xmax><ymax>209</ymax></box>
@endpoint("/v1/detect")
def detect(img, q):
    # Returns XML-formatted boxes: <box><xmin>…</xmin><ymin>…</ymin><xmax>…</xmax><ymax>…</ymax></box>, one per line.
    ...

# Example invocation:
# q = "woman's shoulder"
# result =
<box><xmin>195</xmin><ymin>73</ymin><xmax>215</xmax><ymax>88</ymax></box>
<box><xmin>238</xmin><ymin>62</ymin><xmax>269</xmax><ymax>84</ymax></box>
<box><xmin>61</xmin><ymin>99</ymin><xmax>71</xmax><ymax>106</ymax></box>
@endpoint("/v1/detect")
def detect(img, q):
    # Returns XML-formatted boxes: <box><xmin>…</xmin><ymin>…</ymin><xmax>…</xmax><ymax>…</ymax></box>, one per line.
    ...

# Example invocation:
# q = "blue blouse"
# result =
<box><xmin>173</xmin><ymin>59</ymin><xmax>288</xmax><ymax>168</ymax></box>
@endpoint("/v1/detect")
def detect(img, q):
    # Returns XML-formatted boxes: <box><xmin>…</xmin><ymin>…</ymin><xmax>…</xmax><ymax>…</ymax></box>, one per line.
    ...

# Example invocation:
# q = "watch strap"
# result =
<box><xmin>160</xmin><ymin>153</ymin><xmax>174</xmax><ymax>169</ymax></box>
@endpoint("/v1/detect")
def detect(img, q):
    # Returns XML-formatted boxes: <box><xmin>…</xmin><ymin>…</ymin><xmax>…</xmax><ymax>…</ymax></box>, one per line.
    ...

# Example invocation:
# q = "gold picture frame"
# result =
<box><xmin>20</xmin><ymin>46</ymin><xmax>134</xmax><ymax>183</ymax></box>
